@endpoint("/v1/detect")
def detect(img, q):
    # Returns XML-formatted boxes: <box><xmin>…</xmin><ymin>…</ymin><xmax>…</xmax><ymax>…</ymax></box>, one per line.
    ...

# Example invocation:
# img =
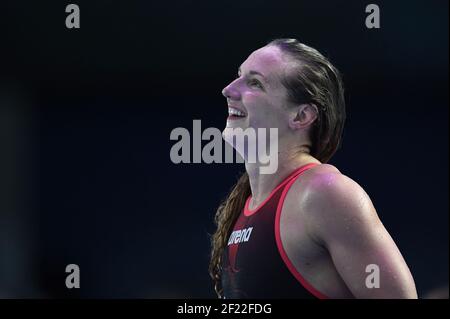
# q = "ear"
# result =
<box><xmin>288</xmin><ymin>103</ymin><xmax>319</xmax><ymax>130</ymax></box>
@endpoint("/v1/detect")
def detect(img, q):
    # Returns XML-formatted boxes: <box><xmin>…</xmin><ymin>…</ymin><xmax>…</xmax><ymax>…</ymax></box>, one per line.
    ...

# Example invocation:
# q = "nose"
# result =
<box><xmin>222</xmin><ymin>78</ymin><xmax>241</xmax><ymax>101</ymax></box>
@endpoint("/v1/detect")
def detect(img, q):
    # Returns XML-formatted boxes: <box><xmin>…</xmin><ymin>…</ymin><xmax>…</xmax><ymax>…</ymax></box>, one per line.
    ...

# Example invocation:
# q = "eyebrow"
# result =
<box><xmin>238</xmin><ymin>67</ymin><xmax>267</xmax><ymax>81</ymax></box>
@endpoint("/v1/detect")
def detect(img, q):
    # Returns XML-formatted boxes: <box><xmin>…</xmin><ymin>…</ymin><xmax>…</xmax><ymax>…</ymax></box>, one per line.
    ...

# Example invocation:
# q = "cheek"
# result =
<box><xmin>242</xmin><ymin>91</ymin><xmax>260</xmax><ymax>105</ymax></box>
<box><xmin>243</xmin><ymin>92</ymin><xmax>274</xmax><ymax>114</ymax></box>
<box><xmin>243</xmin><ymin>93</ymin><xmax>285</xmax><ymax>128</ymax></box>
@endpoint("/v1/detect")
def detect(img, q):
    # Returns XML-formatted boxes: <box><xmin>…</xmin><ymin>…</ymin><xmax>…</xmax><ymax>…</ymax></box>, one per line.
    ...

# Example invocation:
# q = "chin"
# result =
<box><xmin>222</xmin><ymin>127</ymin><xmax>234</xmax><ymax>144</ymax></box>
<box><xmin>225</xmin><ymin>117</ymin><xmax>249</xmax><ymax>129</ymax></box>
<box><xmin>222</xmin><ymin>125</ymin><xmax>257</xmax><ymax>163</ymax></box>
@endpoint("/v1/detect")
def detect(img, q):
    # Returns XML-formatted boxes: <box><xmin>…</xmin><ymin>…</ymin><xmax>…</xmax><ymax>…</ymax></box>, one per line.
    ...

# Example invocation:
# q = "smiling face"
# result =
<box><xmin>222</xmin><ymin>45</ymin><xmax>298</xmax><ymax>136</ymax></box>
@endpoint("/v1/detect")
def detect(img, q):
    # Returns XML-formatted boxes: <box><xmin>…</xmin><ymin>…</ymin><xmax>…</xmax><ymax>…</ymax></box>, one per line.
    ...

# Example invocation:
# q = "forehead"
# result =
<box><xmin>240</xmin><ymin>45</ymin><xmax>295</xmax><ymax>82</ymax></box>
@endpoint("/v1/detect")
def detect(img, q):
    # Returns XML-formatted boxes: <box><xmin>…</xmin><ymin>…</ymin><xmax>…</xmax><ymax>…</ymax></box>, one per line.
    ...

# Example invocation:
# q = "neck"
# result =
<box><xmin>245</xmin><ymin>145</ymin><xmax>320</xmax><ymax>209</ymax></box>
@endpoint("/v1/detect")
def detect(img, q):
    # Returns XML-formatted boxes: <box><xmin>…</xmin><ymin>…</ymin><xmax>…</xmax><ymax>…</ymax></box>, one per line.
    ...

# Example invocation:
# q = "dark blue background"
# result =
<box><xmin>0</xmin><ymin>0</ymin><xmax>448</xmax><ymax>298</ymax></box>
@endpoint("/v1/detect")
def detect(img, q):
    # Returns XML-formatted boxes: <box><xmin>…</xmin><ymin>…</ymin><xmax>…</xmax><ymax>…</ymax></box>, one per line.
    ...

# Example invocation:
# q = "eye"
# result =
<box><xmin>247</xmin><ymin>78</ymin><xmax>263</xmax><ymax>89</ymax></box>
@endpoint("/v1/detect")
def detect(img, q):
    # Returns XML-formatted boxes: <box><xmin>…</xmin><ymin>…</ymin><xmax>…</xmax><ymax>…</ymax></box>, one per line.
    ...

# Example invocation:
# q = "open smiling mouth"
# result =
<box><xmin>228</xmin><ymin>107</ymin><xmax>247</xmax><ymax>120</ymax></box>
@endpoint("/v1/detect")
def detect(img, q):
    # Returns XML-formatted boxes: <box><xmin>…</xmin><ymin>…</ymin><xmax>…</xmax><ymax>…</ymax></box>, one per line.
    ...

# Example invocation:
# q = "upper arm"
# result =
<box><xmin>303</xmin><ymin>172</ymin><xmax>417</xmax><ymax>299</ymax></box>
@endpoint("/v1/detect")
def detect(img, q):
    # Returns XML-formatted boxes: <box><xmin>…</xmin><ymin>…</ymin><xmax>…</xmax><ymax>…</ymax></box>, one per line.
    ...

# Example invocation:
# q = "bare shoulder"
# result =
<box><xmin>290</xmin><ymin>163</ymin><xmax>381</xmax><ymax>238</ymax></box>
<box><xmin>295</xmin><ymin>163</ymin><xmax>373</xmax><ymax>208</ymax></box>
<box><xmin>285</xmin><ymin>164</ymin><xmax>418</xmax><ymax>298</ymax></box>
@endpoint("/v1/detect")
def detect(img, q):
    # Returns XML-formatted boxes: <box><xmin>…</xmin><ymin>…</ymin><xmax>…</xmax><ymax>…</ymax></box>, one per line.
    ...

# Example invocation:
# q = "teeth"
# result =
<box><xmin>228</xmin><ymin>107</ymin><xmax>246</xmax><ymax>117</ymax></box>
